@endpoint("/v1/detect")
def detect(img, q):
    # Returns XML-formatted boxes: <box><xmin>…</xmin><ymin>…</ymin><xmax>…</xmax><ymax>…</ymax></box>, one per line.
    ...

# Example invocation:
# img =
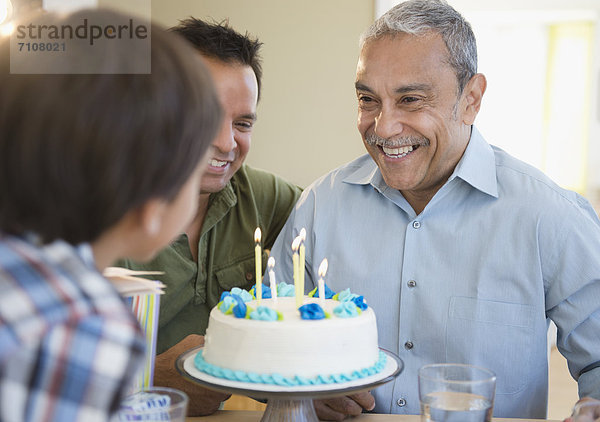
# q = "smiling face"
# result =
<box><xmin>200</xmin><ymin>57</ymin><xmax>258</xmax><ymax>194</ymax></box>
<box><xmin>356</xmin><ymin>33</ymin><xmax>483</xmax><ymax>213</ymax></box>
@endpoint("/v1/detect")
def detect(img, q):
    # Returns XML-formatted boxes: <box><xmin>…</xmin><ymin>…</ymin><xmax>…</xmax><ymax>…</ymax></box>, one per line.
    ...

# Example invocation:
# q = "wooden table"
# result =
<box><xmin>187</xmin><ymin>410</ymin><xmax>561</xmax><ymax>421</ymax></box>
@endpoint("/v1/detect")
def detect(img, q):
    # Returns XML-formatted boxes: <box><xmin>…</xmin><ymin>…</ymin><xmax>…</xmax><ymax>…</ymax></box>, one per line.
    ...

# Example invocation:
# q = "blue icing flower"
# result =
<box><xmin>336</xmin><ymin>288</ymin><xmax>358</xmax><ymax>302</ymax></box>
<box><xmin>231</xmin><ymin>294</ymin><xmax>247</xmax><ymax>318</ymax></box>
<box><xmin>333</xmin><ymin>301</ymin><xmax>359</xmax><ymax>318</ymax></box>
<box><xmin>308</xmin><ymin>283</ymin><xmax>336</xmax><ymax>299</ymax></box>
<box><xmin>248</xmin><ymin>284</ymin><xmax>272</xmax><ymax>299</ymax></box>
<box><xmin>219</xmin><ymin>291</ymin><xmax>231</xmax><ymax>302</ymax></box>
<box><xmin>219</xmin><ymin>296</ymin><xmax>236</xmax><ymax>313</ymax></box>
<box><xmin>352</xmin><ymin>295</ymin><xmax>368</xmax><ymax>310</ymax></box>
<box><xmin>230</xmin><ymin>287</ymin><xmax>254</xmax><ymax>302</ymax></box>
<box><xmin>250</xmin><ymin>306</ymin><xmax>278</xmax><ymax>321</ymax></box>
<box><xmin>277</xmin><ymin>282</ymin><xmax>295</xmax><ymax>297</ymax></box>
<box><xmin>299</xmin><ymin>303</ymin><xmax>326</xmax><ymax>320</ymax></box>
<box><xmin>261</xmin><ymin>284</ymin><xmax>272</xmax><ymax>299</ymax></box>
<box><xmin>323</xmin><ymin>284</ymin><xmax>336</xmax><ymax>299</ymax></box>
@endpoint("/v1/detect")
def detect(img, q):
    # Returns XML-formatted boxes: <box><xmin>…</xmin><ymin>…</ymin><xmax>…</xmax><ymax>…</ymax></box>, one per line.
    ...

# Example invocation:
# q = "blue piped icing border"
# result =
<box><xmin>194</xmin><ymin>350</ymin><xmax>387</xmax><ymax>386</ymax></box>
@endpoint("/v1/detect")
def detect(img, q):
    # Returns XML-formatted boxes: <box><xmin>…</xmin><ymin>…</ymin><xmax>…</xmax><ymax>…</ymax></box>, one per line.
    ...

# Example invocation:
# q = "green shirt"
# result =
<box><xmin>118</xmin><ymin>165</ymin><xmax>301</xmax><ymax>354</ymax></box>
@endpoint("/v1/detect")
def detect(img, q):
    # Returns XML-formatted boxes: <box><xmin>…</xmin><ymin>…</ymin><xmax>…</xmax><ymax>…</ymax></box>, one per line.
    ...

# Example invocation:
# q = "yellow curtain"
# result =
<box><xmin>542</xmin><ymin>22</ymin><xmax>595</xmax><ymax>193</ymax></box>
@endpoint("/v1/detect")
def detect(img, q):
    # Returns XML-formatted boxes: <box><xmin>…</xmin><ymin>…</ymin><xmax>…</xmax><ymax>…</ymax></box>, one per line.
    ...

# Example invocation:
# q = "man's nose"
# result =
<box><xmin>212</xmin><ymin>121</ymin><xmax>236</xmax><ymax>153</ymax></box>
<box><xmin>374</xmin><ymin>107</ymin><xmax>404</xmax><ymax>139</ymax></box>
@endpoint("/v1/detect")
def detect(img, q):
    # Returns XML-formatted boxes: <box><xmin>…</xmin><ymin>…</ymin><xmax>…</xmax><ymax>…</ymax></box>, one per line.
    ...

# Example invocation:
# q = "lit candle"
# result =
<box><xmin>318</xmin><ymin>258</ymin><xmax>328</xmax><ymax>305</ymax></box>
<box><xmin>292</xmin><ymin>235</ymin><xmax>301</xmax><ymax>307</ymax></box>
<box><xmin>268</xmin><ymin>256</ymin><xmax>277</xmax><ymax>305</ymax></box>
<box><xmin>254</xmin><ymin>227</ymin><xmax>262</xmax><ymax>306</ymax></box>
<box><xmin>299</xmin><ymin>228</ymin><xmax>306</xmax><ymax>304</ymax></box>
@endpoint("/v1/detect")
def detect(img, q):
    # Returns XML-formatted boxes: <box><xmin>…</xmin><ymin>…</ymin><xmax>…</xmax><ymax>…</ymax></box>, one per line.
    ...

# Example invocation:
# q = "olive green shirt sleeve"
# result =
<box><xmin>115</xmin><ymin>165</ymin><xmax>301</xmax><ymax>354</ymax></box>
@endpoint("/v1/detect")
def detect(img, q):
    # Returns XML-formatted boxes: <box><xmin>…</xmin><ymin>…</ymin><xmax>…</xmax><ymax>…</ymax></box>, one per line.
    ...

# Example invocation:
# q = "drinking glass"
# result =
<box><xmin>114</xmin><ymin>386</ymin><xmax>189</xmax><ymax>422</ymax></box>
<box><xmin>419</xmin><ymin>363</ymin><xmax>496</xmax><ymax>422</ymax></box>
<box><xmin>572</xmin><ymin>399</ymin><xmax>600</xmax><ymax>422</ymax></box>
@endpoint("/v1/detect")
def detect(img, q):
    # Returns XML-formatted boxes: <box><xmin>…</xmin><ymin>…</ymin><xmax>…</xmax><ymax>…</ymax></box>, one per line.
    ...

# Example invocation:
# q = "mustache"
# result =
<box><xmin>365</xmin><ymin>132</ymin><xmax>430</xmax><ymax>148</ymax></box>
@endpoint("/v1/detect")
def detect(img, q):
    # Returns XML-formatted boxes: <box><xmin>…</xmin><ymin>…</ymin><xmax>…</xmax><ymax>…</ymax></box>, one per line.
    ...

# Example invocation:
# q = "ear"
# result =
<box><xmin>137</xmin><ymin>198</ymin><xmax>168</xmax><ymax>237</ymax></box>
<box><xmin>461</xmin><ymin>73</ymin><xmax>487</xmax><ymax>125</ymax></box>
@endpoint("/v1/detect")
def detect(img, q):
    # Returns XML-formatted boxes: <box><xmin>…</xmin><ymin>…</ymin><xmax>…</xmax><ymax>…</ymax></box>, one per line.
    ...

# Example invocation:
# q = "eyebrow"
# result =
<box><xmin>355</xmin><ymin>82</ymin><xmax>373</xmax><ymax>93</ymax></box>
<box><xmin>355</xmin><ymin>81</ymin><xmax>432</xmax><ymax>95</ymax></box>
<box><xmin>240</xmin><ymin>113</ymin><xmax>257</xmax><ymax>121</ymax></box>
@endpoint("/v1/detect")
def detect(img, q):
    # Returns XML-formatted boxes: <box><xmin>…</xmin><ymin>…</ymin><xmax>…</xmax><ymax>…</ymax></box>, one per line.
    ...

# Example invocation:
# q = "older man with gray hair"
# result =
<box><xmin>268</xmin><ymin>0</ymin><xmax>600</xmax><ymax>420</ymax></box>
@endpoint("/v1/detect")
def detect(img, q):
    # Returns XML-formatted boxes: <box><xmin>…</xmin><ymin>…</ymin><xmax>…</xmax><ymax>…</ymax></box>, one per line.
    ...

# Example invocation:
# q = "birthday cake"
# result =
<box><xmin>194</xmin><ymin>283</ymin><xmax>385</xmax><ymax>386</ymax></box>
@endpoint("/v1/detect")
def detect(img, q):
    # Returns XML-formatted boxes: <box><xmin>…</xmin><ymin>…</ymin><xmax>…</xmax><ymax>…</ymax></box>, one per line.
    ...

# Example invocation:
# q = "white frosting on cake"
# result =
<box><xmin>201</xmin><ymin>296</ymin><xmax>379</xmax><ymax>380</ymax></box>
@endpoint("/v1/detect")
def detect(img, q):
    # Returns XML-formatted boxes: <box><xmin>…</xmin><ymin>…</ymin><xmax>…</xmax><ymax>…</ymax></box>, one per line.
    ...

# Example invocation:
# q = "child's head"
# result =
<box><xmin>0</xmin><ymin>9</ymin><xmax>221</xmax><ymax>261</ymax></box>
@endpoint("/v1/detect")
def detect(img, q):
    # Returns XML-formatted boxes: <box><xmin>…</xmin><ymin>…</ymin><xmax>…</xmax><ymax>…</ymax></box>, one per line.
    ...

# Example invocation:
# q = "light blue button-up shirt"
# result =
<box><xmin>267</xmin><ymin>127</ymin><xmax>600</xmax><ymax>418</ymax></box>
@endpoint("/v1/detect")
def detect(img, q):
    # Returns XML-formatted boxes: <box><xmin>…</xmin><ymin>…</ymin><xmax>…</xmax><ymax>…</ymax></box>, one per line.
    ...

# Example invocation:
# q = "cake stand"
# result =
<box><xmin>176</xmin><ymin>346</ymin><xmax>403</xmax><ymax>422</ymax></box>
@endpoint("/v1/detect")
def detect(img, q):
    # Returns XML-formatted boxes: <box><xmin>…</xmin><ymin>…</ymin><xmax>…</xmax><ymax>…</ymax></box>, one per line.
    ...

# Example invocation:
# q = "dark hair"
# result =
<box><xmin>170</xmin><ymin>17</ymin><xmax>263</xmax><ymax>100</ymax></box>
<box><xmin>0</xmin><ymin>9</ymin><xmax>222</xmax><ymax>244</ymax></box>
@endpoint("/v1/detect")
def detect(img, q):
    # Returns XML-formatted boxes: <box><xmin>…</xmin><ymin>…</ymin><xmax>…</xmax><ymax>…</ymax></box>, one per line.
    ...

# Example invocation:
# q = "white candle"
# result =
<box><xmin>318</xmin><ymin>258</ymin><xmax>328</xmax><ymax>305</ymax></box>
<box><xmin>268</xmin><ymin>256</ymin><xmax>277</xmax><ymax>305</ymax></box>
<box><xmin>292</xmin><ymin>236</ymin><xmax>301</xmax><ymax>308</ymax></box>
<box><xmin>299</xmin><ymin>228</ymin><xmax>306</xmax><ymax>305</ymax></box>
<box><xmin>254</xmin><ymin>227</ymin><xmax>262</xmax><ymax>306</ymax></box>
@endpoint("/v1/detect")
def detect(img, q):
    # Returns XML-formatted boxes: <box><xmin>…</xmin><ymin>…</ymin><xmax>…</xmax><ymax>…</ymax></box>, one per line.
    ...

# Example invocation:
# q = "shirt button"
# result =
<box><xmin>245</xmin><ymin>272</ymin><xmax>253</xmax><ymax>281</ymax></box>
<box><xmin>412</xmin><ymin>221</ymin><xmax>421</xmax><ymax>229</ymax></box>
<box><xmin>404</xmin><ymin>341</ymin><xmax>414</xmax><ymax>350</ymax></box>
<box><xmin>397</xmin><ymin>398</ymin><xmax>407</xmax><ymax>407</ymax></box>
<box><xmin>407</xmin><ymin>280</ymin><xmax>417</xmax><ymax>288</ymax></box>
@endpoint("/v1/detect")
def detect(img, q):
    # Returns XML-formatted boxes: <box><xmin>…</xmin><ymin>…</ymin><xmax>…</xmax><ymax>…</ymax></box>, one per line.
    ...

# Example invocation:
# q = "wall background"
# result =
<box><xmin>101</xmin><ymin>0</ymin><xmax>374</xmax><ymax>188</ymax></box>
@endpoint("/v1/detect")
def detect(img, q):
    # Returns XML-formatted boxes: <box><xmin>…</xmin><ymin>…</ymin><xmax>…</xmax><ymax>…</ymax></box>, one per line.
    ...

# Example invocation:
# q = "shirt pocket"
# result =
<box><xmin>446</xmin><ymin>296</ymin><xmax>534</xmax><ymax>395</ymax></box>
<box><xmin>214</xmin><ymin>252</ymin><xmax>268</xmax><ymax>293</ymax></box>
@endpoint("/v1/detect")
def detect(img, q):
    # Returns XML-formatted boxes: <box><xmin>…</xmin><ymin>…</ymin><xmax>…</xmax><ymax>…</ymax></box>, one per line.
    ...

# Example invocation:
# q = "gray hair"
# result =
<box><xmin>360</xmin><ymin>0</ymin><xmax>477</xmax><ymax>93</ymax></box>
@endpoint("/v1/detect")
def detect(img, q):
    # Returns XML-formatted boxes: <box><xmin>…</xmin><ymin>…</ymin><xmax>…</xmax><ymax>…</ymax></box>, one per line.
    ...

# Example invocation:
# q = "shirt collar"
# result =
<box><xmin>451</xmin><ymin>126</ymin><xmax>498</xmax><ymax>198</ymax></box>
<box><xmin>342</xmin><ymin>126</ymin><xmax>498</xmax><ymax>198</ymax></box>
<box><xmin>201</xmin><ymin>177</ymin><xmax>238</xmax><ymax>237</ymax></box>
<box><xmin>342</xmin><ymin>156</ymin><xmax>382</xmax><ymax>188</ymax></box>
<box><xmin>210</xmin><ymin>179</ymin><xmax>237</xmax><ymax>208</ymax></box>
<box><xmin>75</xmin><ymin>242</ymin><xmax>96</xmax><ymax>268</ymax></box>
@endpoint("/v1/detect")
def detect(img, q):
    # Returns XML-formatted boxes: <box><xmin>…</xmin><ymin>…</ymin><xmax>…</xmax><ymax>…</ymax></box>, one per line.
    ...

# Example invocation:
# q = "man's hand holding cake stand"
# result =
<box><xmin>314</xmin><ymin>391</ymin><xmax>376</xmax><ymax>421</ymax></box>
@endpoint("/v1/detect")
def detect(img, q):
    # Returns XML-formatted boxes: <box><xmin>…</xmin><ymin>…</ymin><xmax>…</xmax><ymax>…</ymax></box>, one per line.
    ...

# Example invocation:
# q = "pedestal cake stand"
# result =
<box><xmin>176</xmin><ymin>346</ymin><xmax>403</xmax><ymax>422</ymax></box>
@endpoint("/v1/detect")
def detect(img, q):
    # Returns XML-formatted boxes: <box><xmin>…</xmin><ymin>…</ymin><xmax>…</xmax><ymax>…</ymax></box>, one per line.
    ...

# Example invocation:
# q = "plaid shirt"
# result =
<box><xmin>0</xmin><ymin>235</ymin><xmax>145</xmax><ymax>422</ymax></box>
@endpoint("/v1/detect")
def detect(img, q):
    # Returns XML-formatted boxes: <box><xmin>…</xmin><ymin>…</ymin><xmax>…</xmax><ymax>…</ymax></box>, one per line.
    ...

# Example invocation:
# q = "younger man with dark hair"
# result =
<box><xmin>119</xmin><ymin>18</ymin><xmax>302</xmax><ymax>415</ymax></box>
<box><xmin>0</xmin><ymin>9</ymin><xmax>221</xmax><ymax>421</ymax></box>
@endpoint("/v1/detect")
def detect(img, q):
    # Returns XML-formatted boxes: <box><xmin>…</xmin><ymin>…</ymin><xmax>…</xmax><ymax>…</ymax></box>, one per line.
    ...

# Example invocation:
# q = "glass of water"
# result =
<box><xmin>113</xmin><ymin>386</ymin><xmax>189</xmax><ymax>422</ymax></box>
<box><xmin>572</xmin><ymin>399</ymin><xmax>600</xmax><ymax>421</ymax></box>
<box><xmin>419</xmin><ymin>363</ymin><xmax>496</xmax><ymax>422</ymax></box>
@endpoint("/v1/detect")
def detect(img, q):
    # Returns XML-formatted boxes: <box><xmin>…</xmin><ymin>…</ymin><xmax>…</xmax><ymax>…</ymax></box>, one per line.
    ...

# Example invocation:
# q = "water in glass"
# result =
<box><xmin>420</xmin><ymin>391</ymin><xmax>492</xmax><ymax>422</ymax></box>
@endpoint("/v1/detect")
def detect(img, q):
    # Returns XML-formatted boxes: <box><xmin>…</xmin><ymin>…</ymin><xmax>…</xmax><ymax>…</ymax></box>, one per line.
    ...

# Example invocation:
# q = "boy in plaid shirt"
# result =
<box><xmin>0</xmin><ymin>9</ymin><xmax>221</xmax><ymax>422</ymax></box>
